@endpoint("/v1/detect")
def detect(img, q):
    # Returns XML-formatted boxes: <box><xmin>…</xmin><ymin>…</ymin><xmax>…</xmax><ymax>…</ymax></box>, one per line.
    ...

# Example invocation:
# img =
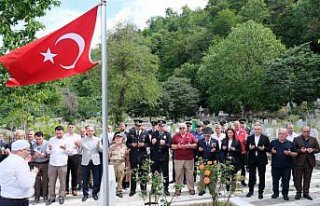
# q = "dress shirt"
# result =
<box><xmin>228</xmin><ymin>139</ymin><xmax>232</xmax><ymax>149</ymax></box>
<box><xmin>212</xmin><ymin>133</ymin><xmax>226</xmax><ymax>148</ymax></box>
<box><xmin>46</xmin><ymin>136</ymin><xmax>71</xmax><ymax>166</ymax></box>
<box><xmin>63</xmin><ymin>133</ymin><xmax>81</xmax><ymax>155</ymax></box>
<box><xmin>254</xmin><ymin>135</ymin><xmax>260</xmax><ymax>146</ymax></box>
<box><xmin>0</xmin><ymin>154</ymin><xmax>36</xmax><ymax>198</ymax></box>
<box><xmin>287</xmin><ymin>132</ymin><xmax>298</xmax><ymax>142</ymax></box>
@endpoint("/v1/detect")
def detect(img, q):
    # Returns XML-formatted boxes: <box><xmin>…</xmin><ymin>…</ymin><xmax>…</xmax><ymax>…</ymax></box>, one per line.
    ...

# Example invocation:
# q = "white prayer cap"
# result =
<box><xmin>11</xmin><ymin>140</ymin><xmax>30</xmax><ymax>151</ymax></box>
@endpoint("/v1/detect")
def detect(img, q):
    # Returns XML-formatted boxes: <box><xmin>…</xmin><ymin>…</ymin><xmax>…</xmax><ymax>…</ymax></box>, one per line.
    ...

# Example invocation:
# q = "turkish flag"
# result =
<box><xmin>0</xmin><ymin>6</ymin><xmax>99</xmax><ymax>87</ymax></box>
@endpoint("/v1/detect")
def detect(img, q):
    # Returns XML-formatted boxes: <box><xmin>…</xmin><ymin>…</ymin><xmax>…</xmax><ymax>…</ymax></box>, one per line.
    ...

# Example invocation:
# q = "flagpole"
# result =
<box><xmin>101</xmin><ymin>1</ymin><xmax>109</xmax><ymax>206</ymax></box>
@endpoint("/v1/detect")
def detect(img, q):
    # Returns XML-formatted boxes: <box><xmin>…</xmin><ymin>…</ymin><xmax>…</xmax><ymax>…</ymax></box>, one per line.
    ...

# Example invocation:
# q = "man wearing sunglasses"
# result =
<box><xmin>0</xmin><ymin>140</ymin><xmax>36</xmax><ymax>206</ymax></box>
<box><xmin>172</xmin><ymin>123</ymin><xmax>197</xmax><ymax>196</ymax></box>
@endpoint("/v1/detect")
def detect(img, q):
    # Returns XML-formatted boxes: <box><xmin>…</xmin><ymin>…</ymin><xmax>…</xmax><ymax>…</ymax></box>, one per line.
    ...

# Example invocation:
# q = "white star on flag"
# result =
<box><xmin>40</xmin><ymin>48</ymin><xmax>57</xmax><ymax>64</ymax></box>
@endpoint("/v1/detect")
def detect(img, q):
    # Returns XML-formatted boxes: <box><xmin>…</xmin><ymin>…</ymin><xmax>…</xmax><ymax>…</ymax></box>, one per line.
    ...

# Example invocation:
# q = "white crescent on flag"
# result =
<box><xmin>55</xmin><ymin>33</ymin><xmax>85</xmax><ymax>70</ymax></box>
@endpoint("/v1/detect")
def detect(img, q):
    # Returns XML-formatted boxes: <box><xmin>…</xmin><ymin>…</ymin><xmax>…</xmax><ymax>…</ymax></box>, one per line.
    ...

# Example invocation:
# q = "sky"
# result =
<box><xmin>36</xmin><ymin>0</ymin><xmax>208</xmax><ymax>46</ymax></box>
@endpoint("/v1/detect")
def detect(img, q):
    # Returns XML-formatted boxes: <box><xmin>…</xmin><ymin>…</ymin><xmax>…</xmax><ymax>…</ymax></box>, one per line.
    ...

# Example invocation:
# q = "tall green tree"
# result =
<box><xmin>0</xmin><ymin>0</ymin><xmax>60</xmax><ymax>54</ymax></box>
<box><xmin>198</xmin><ymin>20</ymin><xmax>285</xmax><ymax>113</ymax></box>
<box><xmin>161</xmin><ymin>77</ymin><xmax>199</xmax><ymax>121</ymax></box>
<box><xmin>107</xmin><ymin>23</ymin><xmax>161</xmax><ymax>123</ymax></box>
<box><xmin>263</xmin><ymin>44</ymin><xmax>320</xmax><ymax>110</ymax></box>
<box><xmin>269</xmin><ymin>0</ymin><xmax>320</xmax><ymax>47</ymax></box>
<box><xmin>0</xmin><ymin>0</ymin><xmax>61</xmax><ymax>128</ymax></box>
<box><xmin>239</xmin><ymin>0</ymin><xmax>270</xmax><ymax>23</ymax></box>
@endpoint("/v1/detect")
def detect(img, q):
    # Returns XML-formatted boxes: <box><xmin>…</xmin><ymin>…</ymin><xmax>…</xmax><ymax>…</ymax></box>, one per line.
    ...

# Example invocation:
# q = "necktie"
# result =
<box><xmin>206</xmin><ymin>140</ymin><xmax>209</xmax><ymax>146</ymax></box>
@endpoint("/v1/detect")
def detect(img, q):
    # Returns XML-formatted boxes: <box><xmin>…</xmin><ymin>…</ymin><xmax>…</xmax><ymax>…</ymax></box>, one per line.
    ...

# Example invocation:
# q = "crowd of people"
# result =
<box><xmin>0</xmin><ymin>119</ymin><xmax>319</xmax><ymax>206</ymax></box>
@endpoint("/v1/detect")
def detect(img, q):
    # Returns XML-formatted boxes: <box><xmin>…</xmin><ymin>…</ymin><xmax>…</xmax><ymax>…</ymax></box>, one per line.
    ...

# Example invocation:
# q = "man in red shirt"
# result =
<box><xmin>234</xmin><ymin>120</ymin><xmax>248</xmax><ymax>186</ymax></box>
<box><xmin>172</xmin><ymin>123</ymin><xmax>197</xmax><ymax>196</ymax></box>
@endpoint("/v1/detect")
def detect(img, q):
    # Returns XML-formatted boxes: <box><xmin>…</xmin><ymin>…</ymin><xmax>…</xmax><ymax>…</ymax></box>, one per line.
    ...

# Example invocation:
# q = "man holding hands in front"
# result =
<box><xmin>246</xmin><ymin>124</ymin><xmax>270</xmax><ymax>199</ymax></box>
<box><xmin>293</xmin><ymin>126</ymin><xmax>319</xmax><ymax>200</ymax></box>
<box><xmin>270</xmin><ymin>128</ymin><xmax>297</xmax><ymax>200</ymax></box>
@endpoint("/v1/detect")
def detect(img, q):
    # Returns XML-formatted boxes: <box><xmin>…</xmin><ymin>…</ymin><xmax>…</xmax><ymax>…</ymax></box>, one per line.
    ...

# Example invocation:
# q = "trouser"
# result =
<box><xmin>77</xmin><ymin>155</ymin><xmax>83</xmax><ymax>186</ymax></box>
<box><xmin>172</xmin><ymin>152</ymin><xmax>175</xmax><ymax>181</ymax></box>
<box><xmin>248</xmin><ymin>163</ymin><xmax>266</xmax><ymax>194</ymax></box>
<box><xmin>66</xmin><ymin>154</ymin><xmax>80</xmax><ymax>191</ymax></box>
<box><xmin>151</xmin><ymin>160</ymin><xmax>169</xmax><ymax>190</ymax></box>
<box><xmin>0</xmin><ymin>197</ymin><xmax>29</xmax><ymax>206</ymax></box>
<box><xmin>294</xmin><ymin>164</ymin><xmax>313</xmax><ymax>194</ymax></box>
<box><xmin>48</xmin><ymin>165</ymin><xmax>67</xmax><ymax>199</ymax></box>
<box><xmin>174</xmin><ymin>160</ymin><xmax>194</xmax><ymax>190</ymax></box>
<box><xmin>240</xmin><ymin>154</ymin><xmax>247</xmax><ymax>179</ymax></box>
<box><xmin>124</xmin><ymin>157</ymin><xmax>131</xmax><ymax>183</ymax></box>
<box><xmin>130</xmin><ymin>162</ymin><xmax>147</xmax><ymax>192</ymax></box>
<box><xmin>98</xmin><ymin>152</ymin><xmax>103</xmax><ymax>190</ymax></box>
<box><xmin>82</xmin><ymin>161</ymin><xmax>101</xmax><ymax>196</ymax></box>
<box><xmin>110</xmin><ymin>161</ymin><xmax>125</xmax><ymax>193</ymax></box>
<box><xmin>33</xmin><ymin>162</ymin><xmax>49</xmax><ymax>198</ymax></box>
<box><xmin>272</xmin><ymin>167</ymin><xmax>291</xmax><ymax>195</ymax></box>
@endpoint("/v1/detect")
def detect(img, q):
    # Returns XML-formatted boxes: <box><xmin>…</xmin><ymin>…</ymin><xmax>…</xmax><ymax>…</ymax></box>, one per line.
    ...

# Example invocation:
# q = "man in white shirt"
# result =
<box><xmin>0</xmin><ymin>140</ymin><xmax>36</xmax><ymax>206</ymax></box>
<box><xmin>286</xmin><ymin>123</ymin><xmax>298</xmax><ymax>142</ymax></box>
<box><xmin>63</xmin><ymin>123</ymin><xmax>82</xmax><ymax>196</ymax></box>
<box><xmin>46</xmin><ymin>126</ymin><xmax>71</xmax><ymax>205</ymax></box>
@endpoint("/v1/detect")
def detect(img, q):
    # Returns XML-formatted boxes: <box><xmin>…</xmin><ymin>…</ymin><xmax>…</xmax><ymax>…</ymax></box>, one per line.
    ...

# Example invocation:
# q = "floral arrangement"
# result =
<box><xmin>197</xmin><ymin>160</ymin><xmax>237</xmax><ymax>205</ymax></box>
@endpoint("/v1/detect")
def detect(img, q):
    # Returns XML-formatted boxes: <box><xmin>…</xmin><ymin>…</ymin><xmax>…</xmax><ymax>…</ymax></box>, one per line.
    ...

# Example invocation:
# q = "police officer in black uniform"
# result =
<box><xmin>126</xmin><ymin>119</ymin><xmax>150</xmax><ymax>197</ymax></box>
<box><xmin>150</xmin><ymin>120</ymin><xmax>171</xmax><ymax>196</ymax></box>
<box><xmin>148</xmin><ymin>121</ymin><xmax>158</xmax><ymax>137</ymax></box>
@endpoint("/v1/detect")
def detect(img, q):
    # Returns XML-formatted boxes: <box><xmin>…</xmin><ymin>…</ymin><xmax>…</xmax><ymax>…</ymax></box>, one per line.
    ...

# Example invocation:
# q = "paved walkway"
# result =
<box><xmin>31</xmin><ymin>162</ymin><xmax>320</xmax><ymax>206</ymax></box>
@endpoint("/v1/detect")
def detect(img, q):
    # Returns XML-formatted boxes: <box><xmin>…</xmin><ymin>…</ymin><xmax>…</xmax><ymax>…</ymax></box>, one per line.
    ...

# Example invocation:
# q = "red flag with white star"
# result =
<box><xmin>0</xmin><ymin>6</ymin><xmax>99</xmax><ymax>87</ymax></box>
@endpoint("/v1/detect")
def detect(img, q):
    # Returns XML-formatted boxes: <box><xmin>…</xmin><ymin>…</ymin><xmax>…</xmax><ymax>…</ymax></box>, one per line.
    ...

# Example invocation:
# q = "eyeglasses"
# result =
<box><xmin>179</xmin><ymin>127</ymin><xmax>186</xmax><ymax>130</ymax></box>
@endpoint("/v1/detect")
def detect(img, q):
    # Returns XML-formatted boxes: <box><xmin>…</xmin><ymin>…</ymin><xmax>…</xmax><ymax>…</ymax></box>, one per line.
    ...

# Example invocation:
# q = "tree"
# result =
<box><xmin>161</xmin><ymin>77</ymin><xmax>199</xmax><ymax>121</ymax></box>
<box><xmin>239</xmin><ymin>0</ymin><xmax>270</xmax><ymax>23</ymax></box>
<box><xmin>263</xmin><ymin>44</ymin><xmax>320</xmax><ymax>110</ymax></box>
<box><xmin>107</xmin><ymin>23</ymin><xmax>161</xmax><ymax>123</ymax></box>
<box><xmin>198</xmin><ymin>20</ymin><xmax>285</xmax><ymax>113</ymax></box>
<box><xmin>0</xmin><ymin>0</ymin><xmax>62</xmax><ymax>127</ymax></box>
<box><xmin>268</xmin><ymin>0</ymin><xmax>320</xmax><ymax>47</ymax></box>
<box><xmin>212</xmin><ymin>9</ymin><xmax>238</xmax><ymax>37</ymax></box>
<box><xmin>0</xmin><ymin>0</ymin><xmax>60</xmax><ymax>54</ymax></box>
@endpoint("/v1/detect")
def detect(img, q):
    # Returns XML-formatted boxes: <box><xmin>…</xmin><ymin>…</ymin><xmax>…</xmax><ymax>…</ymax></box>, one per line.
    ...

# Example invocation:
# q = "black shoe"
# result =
<box><xmin>82</xmin><ymin>195</ymin><xmax>89</xmax><ymax>202</ymax></box>
<box><xmin>129</xmin><ymin>191</ymin><xmax>136</xmax><ymax>197</ymax></box>
<box><xmin>246</xmin><ymin>191</ymin><xmax>253</xmax><ymax>198</ymax></box>
<box><xmin>93</xmin><ymin>194</ymin><xmax>99</xmax><ymax>201</ymax></box>
<box><xmin>258</xmin><ymin>193</ymin><xmax>263</xmax><ymax>199</ymax></box>
<box><xmin>58</xmin><ymin>197</ymin><xmax>64</xmax><ymax>205</ymax></box>
<box><xmin>283</xmin><ymin>195</ymin><xmax>289</xmax><ymax>201</ymax></box>
<box><xmin>295</xmin><ymin>193</ymin><xmax>301</xmax><ymax>200</ymax></box>
<box><xmin>198</xmin><ymin>191</ymin><xmax>206</xmax><ymax>196</ymax></box>
<box><xmin>45</xmin><ymin>199</ymin><xmax>55</xmax><ymax>205</ymax></box>
<box><xmin>116</xmin><ymin>193</ymin><xmax>123</xmax><ymax>198</ymax></box>
<box><xmin>271</xmin><ymin>193</ymin><xmax>279</xmax><ymax>199</ymax></box>
<box><xmin>241</xmin><ymin>181</ymin><xmax>247</xmax><ymax>186</ymax></box>
<box><xmin>303</xmin><ymin>194</ymin><xmax>313</xmax><ymax>200</ymax></box>
<box><xmin>164</xmin><ymin>190</ymin><xmax>170</xmax><ymax>196</ymax></box>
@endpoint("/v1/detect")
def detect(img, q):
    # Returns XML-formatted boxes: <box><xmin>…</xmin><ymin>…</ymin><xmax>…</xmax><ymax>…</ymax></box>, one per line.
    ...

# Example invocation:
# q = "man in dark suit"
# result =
<box><xmin>150</xmin><ymin>120</ymin><xmax>171</xmax><ymax>196</ymax></box>
<box><xmin>293</xmin><ymin>126</ymin><xmax>319</xmax><ymax>200</ymax></box>
<box><xmin>246</xmin><ymin>124</ymin><xmax>270</xmax><ymax>199</ymax></box>
<box><xmin>126</xmin><ymin>119</ymin><xmax>150</xmax><ymax>197</ymax></box>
